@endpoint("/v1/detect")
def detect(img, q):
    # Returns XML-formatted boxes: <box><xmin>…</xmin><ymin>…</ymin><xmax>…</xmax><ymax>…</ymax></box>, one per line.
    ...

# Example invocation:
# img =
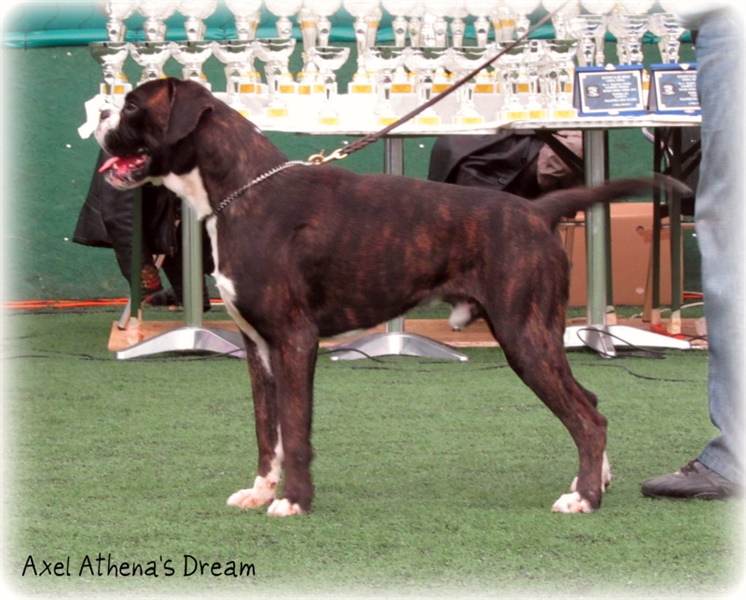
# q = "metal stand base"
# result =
<box><xmin>116</xmin><ymin>326</ymin><xmax>245</xmax><ymax>360</ymax></box>
<box><xmin>328</xmin><ymin>332</ymin><xmax>469</xmax><ymax>362</ymax></box>
<box><xmin>564</xmin><ymin>324</ymin><xmax>692</xmax><ymax>357</ymax></box>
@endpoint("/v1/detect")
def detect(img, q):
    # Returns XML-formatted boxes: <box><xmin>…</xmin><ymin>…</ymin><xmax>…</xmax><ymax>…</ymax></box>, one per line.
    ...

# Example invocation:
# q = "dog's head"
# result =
<box><xmin>95</xmin><ymin>78</ymin><xmax>217</xmax><ymax>190</ymax></box>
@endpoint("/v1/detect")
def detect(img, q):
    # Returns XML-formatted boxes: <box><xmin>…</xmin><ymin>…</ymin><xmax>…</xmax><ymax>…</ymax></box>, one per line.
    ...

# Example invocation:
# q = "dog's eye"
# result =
<box><xmin>123</xmin><ymin>102</ymin><xmax>139</xmax><ymax>114</ymax></box>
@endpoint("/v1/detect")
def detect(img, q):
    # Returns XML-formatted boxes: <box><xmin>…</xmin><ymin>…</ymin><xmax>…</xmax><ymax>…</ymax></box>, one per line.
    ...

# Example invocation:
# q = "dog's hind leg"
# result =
<box><xmin>227</xmin><ymin>334</ymin><xmax>283</xmax><ymax>510</ymax></box>
<box><xmin>491</xmin><ymin>314</ymin><xmax>608</xmax><ymax>513</ymax></box>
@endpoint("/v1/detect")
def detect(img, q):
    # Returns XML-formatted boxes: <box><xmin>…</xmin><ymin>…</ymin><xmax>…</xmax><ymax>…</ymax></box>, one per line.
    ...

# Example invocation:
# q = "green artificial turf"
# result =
<box><xmin>1</xmin><ymin>308</ymin><xmax>742</xmax><ymax>599</ymax></box>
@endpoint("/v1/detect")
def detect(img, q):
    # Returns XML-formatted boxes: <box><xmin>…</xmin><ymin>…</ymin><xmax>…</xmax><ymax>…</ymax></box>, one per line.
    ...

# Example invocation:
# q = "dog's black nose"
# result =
<box><xmin>99</xmin><ymin>109</ymin><xmax>111</xmax><ymax>121</ymax></box>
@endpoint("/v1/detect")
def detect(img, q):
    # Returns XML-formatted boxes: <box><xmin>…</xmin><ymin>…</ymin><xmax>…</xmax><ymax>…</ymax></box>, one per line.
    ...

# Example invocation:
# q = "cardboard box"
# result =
<box><xmin>563</xmin><ymin>202</ymin><xmax>675</xmax><ymax>307</ymax></box>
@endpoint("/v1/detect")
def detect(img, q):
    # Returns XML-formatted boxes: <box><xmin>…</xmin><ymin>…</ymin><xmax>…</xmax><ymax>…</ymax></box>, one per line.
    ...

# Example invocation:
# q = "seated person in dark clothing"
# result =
<box><xmin>428</xmin><ymin>130</ymin><xmax>583</xmax><ymax>197</ymax></box>
<box><xmin>74</xmin><ymin>150</ymin><xmax>212</xmax><ymax>311</ymax></box>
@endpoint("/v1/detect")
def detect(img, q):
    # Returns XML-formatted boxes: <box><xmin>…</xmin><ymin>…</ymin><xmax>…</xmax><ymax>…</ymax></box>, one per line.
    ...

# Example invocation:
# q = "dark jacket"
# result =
<box><xmin>428</xmin><ymin>130</ymin><xmax>584</xmax><ymax>199</ymax></box>
<box><xmin>74</xmin><ymin>150</ymin><xmax>212</xmax><ymax>301</ymax></box>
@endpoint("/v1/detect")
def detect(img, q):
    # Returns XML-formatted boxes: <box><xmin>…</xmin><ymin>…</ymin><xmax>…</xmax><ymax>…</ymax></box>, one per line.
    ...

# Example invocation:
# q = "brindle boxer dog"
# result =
<box><xmin>96</xmin><ymin>77</ymin><xmax>654</xmax><ymax>516</ymax></box>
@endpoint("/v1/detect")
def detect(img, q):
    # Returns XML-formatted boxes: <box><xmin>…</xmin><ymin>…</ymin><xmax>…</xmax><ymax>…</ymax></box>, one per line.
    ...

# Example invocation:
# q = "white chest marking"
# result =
<box><xmin>204</xmin><ymin>218</ymin><xmax>272</xmax><ymax>374</ymax></box>
<box><xmin>162</xmin><ymin>168</ymin><xmax>212</xmax><ymax>219</ymax></box>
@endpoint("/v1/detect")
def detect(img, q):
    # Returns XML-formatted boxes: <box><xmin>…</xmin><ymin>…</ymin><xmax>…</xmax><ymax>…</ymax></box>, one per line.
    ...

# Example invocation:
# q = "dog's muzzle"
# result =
<box><xmin>94</xmin><ymin>108</ymin><xmax>154</xmax><ymax>190</ymax></box>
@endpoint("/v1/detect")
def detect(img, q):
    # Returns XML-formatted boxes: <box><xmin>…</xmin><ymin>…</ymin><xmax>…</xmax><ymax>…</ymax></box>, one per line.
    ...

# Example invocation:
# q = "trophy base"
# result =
<box><xmin>551</xmin><ymin>107</ymin><xmax>578</xmax><ymax>119</ymax></box>
<box><xmin>349</xmin><ymin>83</ymin><xmax>374</xmax><ymax>94</ymax></box>
<box><xmin>391</xmin><ymin>83</ymin><xmax>414</xmax><ymax>94</ymax></box>
<box><xmin>502</xmin><ymin>108</ymin><xmax>530</xmax><ymax>121</ymax></box>
<box><xmin>416</xmin><ymin>115</ymin><xmax>441</xmax><ymax>127</ymax></box>
<box><xmin>265</xmin><ymin>107</ymin><xmax>289</xmax><ymax>118</ymax></box>
<box><xmin>238</xmin><ymin>82</ymin><xmax>257</xmax><ymax>94</ymax></box>
<box><xmin>527</xmin><ymin>107</ymin><xmax>548</xmax><ymax>119</ymax></box>
<box><xmin>453</xmin><ymin>114</ymin><xmax>485</xmax><ymax>126</ymax></box>
<box><xmin>298</xmin><ymin>83</ymin><xmax>325</xmax><ymax>95</ymax></box>
<box><xmin>319</xmin><ymin>116</ymin><xmax>340</xmax><ymax>126</ymax></box>
<box><xmin>377</xmin><ymin>116</ymin><xmax>398</xmax><ymax>126</ymax></box>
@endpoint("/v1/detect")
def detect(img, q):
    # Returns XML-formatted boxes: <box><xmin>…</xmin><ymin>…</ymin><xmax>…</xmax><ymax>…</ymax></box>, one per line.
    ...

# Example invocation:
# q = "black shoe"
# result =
<box><xmin>641</xmin><ymin>460</ymin><xmax>740</xmax><ymax>500</ymax></box>
<box><xmin>146</xmin><ymin>288</ymin><xmax>180</xmax><ymax>307</ymax></box>
<box><xmin>145</xmin><ymin>287</ymin><xmax>211</xmax><ymax>312</ymax></box>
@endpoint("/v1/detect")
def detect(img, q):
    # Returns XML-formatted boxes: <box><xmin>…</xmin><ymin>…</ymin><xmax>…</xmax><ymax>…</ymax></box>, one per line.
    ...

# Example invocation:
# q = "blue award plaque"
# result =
<box><xmin>648</xmin><ymin>63</ymin><xmax>700</xmax><ymax>115</ymax></box>
<box><xmin>574</xmin><ymin>65</ymin><xmax>646</xmax><ymax>117</ymax></box>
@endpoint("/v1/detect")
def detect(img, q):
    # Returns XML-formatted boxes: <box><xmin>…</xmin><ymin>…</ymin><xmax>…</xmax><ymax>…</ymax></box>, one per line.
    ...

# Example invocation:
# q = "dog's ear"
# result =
<box><xmin>164</xmin><ymin>78</ymin><xmax>214</xmax><ymax>145</ymax></box>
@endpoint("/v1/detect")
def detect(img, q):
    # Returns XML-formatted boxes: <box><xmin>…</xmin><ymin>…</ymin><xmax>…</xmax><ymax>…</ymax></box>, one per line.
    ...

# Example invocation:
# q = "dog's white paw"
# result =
<box><xmin>226</xmin><ymin>476</ymin><xmax>277</xmax><ymax>509</ymax></box>
<box><xmin>552</xmin><ymin>492</ymin><xmax>595</xmax><ymax>513</ymax></box>
<box><xmin>267</xmin><ymin>498</ymin><xmax>306</xmax><ymax>517</ymax></box>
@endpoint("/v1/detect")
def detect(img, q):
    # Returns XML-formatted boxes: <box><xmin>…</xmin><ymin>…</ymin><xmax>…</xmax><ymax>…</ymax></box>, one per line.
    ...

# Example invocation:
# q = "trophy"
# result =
<box><xmin>465</xmin><ymin>1</ymin><xmax>499</xmax><ymax>47</ymax></box>
<box><xmin>138</xmin><ymin>0</ymin><xmax>179</xmax><ymax>41</ymax></box>
<box><xmin>129</xmin><ymin>41</ymin><xmax>173</xmax><ymax>83</ymax></box>
<box><xmin>503</xmin><ymin>0</ymin><xmax>540</xmax><ymax>41</ymax></box>
<box><xmin>254</xmin><ymin>37</ymin><xmax>298</xmax><ymax>116</ymax></box>
<box><xmin>304</xmin><ymin>0</ymin><xmax>341</xmax><ymax>46</ymax></box>
<box><xmin>266</xmin><ymin>0</ymin><xmax>304</xmax><ymax>38</ymax></box>
<box><xmin>170</xmin><ymin>41</ymin><xmax>214</xmax><ymax>88</ymax></box>
<box><xmin>308</xmin><ymin>45</ymin><xmax>351</xmax><ymax>124</ymax></box>
<box><xmin>363</xmin><ymin>45</ymin><xmax>408</xmax><ymax>123</ymax></box>
<box><xmin>446</xmin><ymin>2</ymin><xmax>468</xmax><ymax>48</ymax></box>
<box><xmin>382</xmin><ymin>0</ymin><xmax>417</xmax><ymax>47</ymax></box>
<box><xmin>618</xmin><ymin>0</ymin><xmax>655</xmax><ymax>14</ymax></box>
<box><xmin>226</xmin><ymin>0</ymin><xmax>262</xmax><ymax>40</ymax></box>
<box><xmin>568</xmin><ymin>13</ymin><xmax>607</xmax><ymax>67</ymax></box>
<box><xmin>344</xmin><ymin>0</ymin><xmax>382</xmax><ymax>50</ymax></box>
<box><xmin>608</xmin><ymin>12</ymin><xmax>650</xmax><ymax>66</ymax></box>
<box><xmin>131</xmin><ymin>0</ymin><xmax>176</xmax><ymax>83</ymax></box>
<box><xmin>406</xmin><ymin>3</ymin><xmax>425</xmax><ymax>46</ymax></box>
<box><xmin>212</xmin><ymin>39</ymin><xmax>258</xmax><ymax>101</ymax></box>
<box><xmin>344</xmin><ymin>0</ymin><xmax>382</xmax><ymax>89</ymax></box>
<box><xmin>444</xmin><ymin>45</ymin><xmax>494</xmax><ymax>124</ymax></box>
<box><xmin>405</xmin><ymin>46</ymin><xmax>449</xmax><ymax>125</ymax></box>
<box><xmin>177</xmin><ymin>0</ymin><xmax>218</xmax><ymax>41</ymax></box>
<box><xmin>541</xmin><ymin>0</ymin><xmax>579</xmax><ymax>40</ymax></box>
<box><xmin>496</xmin><ymin>39</ymin><xmax>530</xmax><ymax>118</ymax></box>
<box><xmin>97</xmin><ymin>0</ymin><xmax>138</xmax><ymax>42</ymax></box>
<box><xmin>581</xmin><ymin>0</ymin><xmax>616</xmax><ymax>14</ymax></box>
<box><xmin>297</xmin><ymin>5</ymin><xmax>321</xmax><ymax>92</ymax></box>
<box><xmin>542</xmin><ymin>38</ymin><xmax>578</xmax><ymax>117</ymax></box>
<box><xmin>522</xmin><ymin>39</ymin><xmax>545</xmax><ymax>115</ymax></box>
<box><xmin>419</xmin><ymin>1</ymin><xmax>450</xmax><ymax>47</ymax></box>
<box><xmin>89</xmin><ymin>41</ymin><xmax>132</xmax><ymax>103</ymax></box>
<box><xmin>489</xmin><ymin>3</ymin><xmax>515</xmax><ymax>43</ymax></box>
<box><xmin>648</xmin><ymin>12</ymin><xmax>685</xmax><ymax>64</ymax></box>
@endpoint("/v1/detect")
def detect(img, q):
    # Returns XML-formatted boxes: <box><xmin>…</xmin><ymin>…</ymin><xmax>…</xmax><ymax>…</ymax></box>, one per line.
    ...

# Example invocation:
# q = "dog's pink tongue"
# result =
<box><xmin>99</xmin><ymin>156</ymin><xmax>120</xmax><ymax>173</ymax></box>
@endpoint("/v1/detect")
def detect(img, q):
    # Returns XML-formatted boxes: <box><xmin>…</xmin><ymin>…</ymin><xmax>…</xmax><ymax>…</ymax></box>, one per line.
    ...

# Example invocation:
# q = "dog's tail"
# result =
<box><xmin>534</xmin><ymin>174</ymin><xmax>691</xmax><ymax>227</ymax></box>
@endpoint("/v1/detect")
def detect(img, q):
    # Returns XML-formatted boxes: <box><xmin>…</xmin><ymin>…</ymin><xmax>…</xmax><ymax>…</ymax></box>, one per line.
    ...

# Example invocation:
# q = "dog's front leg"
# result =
<box><xmin>227</xmin><ymin>334</ymin><xmax>282</xmax><ymax>510</ymax></box>
<box><xmin>265</xmin><ymin>334</ymin><xmax>319</xmax><ymax>517</ymax></box>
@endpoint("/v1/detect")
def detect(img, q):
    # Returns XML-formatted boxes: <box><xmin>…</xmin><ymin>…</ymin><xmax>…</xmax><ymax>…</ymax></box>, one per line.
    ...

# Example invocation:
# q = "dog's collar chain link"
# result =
<box><xmin>210</xmin><ymin>160</ymin><xmax>310</xmax><ymax>217</ymax></box>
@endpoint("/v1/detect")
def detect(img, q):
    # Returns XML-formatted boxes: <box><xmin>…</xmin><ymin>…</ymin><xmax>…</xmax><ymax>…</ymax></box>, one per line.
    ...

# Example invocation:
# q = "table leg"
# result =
<box><xmin>563</xmin><ymin>130</ymin><xmax>690</xmax><ymax>354</ymax></box>
<box><xmin>329</xmin><ymin>137</ymin><xmax>467</xmax><ymax>362</ymax></box>
<box><xmin>115</xmin><ymin>201</ymin><xmax>245</xmax><ymax>360</ymax></box>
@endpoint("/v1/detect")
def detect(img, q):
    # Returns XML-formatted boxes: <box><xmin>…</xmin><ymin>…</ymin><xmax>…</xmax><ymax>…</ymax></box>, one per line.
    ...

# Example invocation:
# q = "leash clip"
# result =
<box><xmin>307</xmin><ymin>148</ymin><xmax>347</xmax><ymax>165</ymax></box>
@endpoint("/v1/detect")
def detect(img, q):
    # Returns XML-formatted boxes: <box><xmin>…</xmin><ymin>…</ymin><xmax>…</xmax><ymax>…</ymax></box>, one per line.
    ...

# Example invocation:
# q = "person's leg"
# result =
<box><xmin>642</xmin><ymin>9</ymin><xmax>744</xmax><ymax>498</ymax></box>
<box><xmin>693</xmin><ymin>10</ymin><xmax>745</xmax><ymax>486</ymax></box>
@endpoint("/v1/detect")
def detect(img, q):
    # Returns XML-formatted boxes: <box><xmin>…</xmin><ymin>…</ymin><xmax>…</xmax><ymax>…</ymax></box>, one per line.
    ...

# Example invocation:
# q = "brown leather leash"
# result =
<box><xmin>307</xmin><ymin>0</ymin><xmax>571</xmax><ymax>165</ymax></box>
